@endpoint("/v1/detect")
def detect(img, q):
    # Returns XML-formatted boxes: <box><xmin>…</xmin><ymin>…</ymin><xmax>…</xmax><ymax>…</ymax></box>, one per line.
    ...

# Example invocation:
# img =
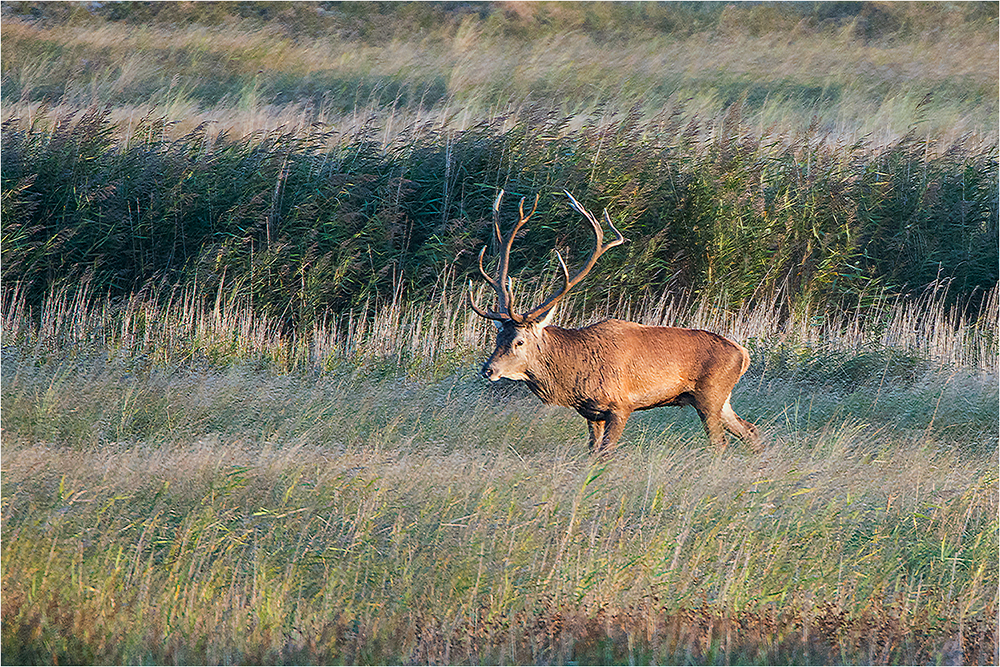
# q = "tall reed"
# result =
<box><xmin>3</xmin><ymin>277</ymin><xmax>996</xmax><ymax>375</ymax></box>
<box><xmin>3</xmin><ymin>107</ymin><xmax>997</xmax><ymax>324</ymax></box>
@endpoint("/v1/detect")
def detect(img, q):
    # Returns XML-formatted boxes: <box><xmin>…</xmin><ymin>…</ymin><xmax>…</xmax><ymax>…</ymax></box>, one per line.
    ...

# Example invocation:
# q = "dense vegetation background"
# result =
<box><xmin>2</xmin><ymin>1</ymin><xmax>997</xmax><ymax>324</ymax></box>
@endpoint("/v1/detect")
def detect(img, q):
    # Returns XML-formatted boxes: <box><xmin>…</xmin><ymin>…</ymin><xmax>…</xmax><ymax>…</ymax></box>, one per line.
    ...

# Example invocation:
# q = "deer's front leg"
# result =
<box><xmin>588</xmin><ymin>410</ymin><xmax>631</xmax><ymax>457</ymax></box>
<box><xmin>587</xmin><ymin>420</ymin><xmax>605</xmax><ymax>453</ymax></box>
<box><xmin>600</xmin><ymin>410</ymin><xmax>631</xmax><ymax>454</ymax></box>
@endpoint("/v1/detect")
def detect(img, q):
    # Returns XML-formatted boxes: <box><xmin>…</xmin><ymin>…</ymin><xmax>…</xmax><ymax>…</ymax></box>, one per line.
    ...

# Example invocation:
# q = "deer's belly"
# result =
<box><xmin>628</xmin><ymin>378</ymin><xmax>695</xmax><ymax>409</ymax></box>
<box><xmin>637</xmin><ymin>391</ymin><xmax>696</xmax><ymax>410</ymax></box>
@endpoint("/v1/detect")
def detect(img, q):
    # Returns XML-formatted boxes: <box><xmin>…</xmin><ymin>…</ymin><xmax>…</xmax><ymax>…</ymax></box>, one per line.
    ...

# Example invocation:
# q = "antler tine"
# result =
<box><xmin>470</xmin><ymin>190</ymin><xmax>511</xmax><ymax>321</ymax></box>
<box><xmin>497</xmin><ymin>194</ymin><xmax>539</xmax><ymax>316</ymax></box>
<box><xmin>490</xmin><ymin>192</ymin><xmax>539</xmax><ymax>322</ymax></box>
<box><xmin>469</xmin><ymin>245</ymin><xmax>509</xmax><ymax>321</ymax></box>
<box><xmin>467</xmin><ymin>279</ymin><xmax>508</xmax><ymax>320</ymax></box>
<box><xmin>518</xmin><ymin>193</ymin><xmax>540</xmax><ymax>223</ymax></box>
<box><xmin>470</xmin><ymin>190</ymin><xmax>541</xmax><ymax>323</ymax></box>
<box><xmin>498</xmin><ymin>195</ymin><xmax>538</xmax><ymax>274</ymax></box>
<box><xmin>523</xmin><ymin>191</ymin><xmax>625</xmax><ymax>322</ymax></box>
<box><xmin>476</xmin><ymin>246</ymin><xmax>499</xmax><ymax>290</ymax></box>
<box><xmin>491</xmin><ymin>189</ymin><xmax>504</xmax><ymax>245</ymax></box>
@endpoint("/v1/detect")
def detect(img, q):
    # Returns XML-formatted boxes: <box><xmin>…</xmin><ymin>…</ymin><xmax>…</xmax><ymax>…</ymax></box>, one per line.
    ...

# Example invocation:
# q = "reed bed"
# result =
<box><xmin>2</xmin><ymin>276</ymin><xmax>996</xmax><ymax>377</ymax></box>
<box><xmin>4</xmin><ymin>104</ymin><xmax>997</xmax><ymax>324</ymax></box>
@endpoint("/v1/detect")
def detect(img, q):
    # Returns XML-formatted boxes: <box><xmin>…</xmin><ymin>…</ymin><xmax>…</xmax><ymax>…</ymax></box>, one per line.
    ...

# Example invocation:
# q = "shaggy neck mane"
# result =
<box><xmin>523</xmin><ymin>325</ymin><xmax>595</xmax><ymax>406</ymax></box>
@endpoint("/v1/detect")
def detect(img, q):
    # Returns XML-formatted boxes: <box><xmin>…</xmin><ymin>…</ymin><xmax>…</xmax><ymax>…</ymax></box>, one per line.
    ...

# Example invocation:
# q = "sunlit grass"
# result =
<box><xmin>2</xmin><ymin>277</ymin><xmax>996</xmax><ymax>376</ymax></box>
<box><xmin>1</xmin><ymin>4</ymin><xmax>997</xmax><ymax>662</ymax></box>
<box><xmin>1</xmin><ymin>285</ymin><xmax>997</xmax><ymax>664</ymax></box>
<box><xmin>2</xmin><ymin>6</ymin><xmax>996</xmax><ymax>144</ymax></box>
<box><xmin>1</xmin><ymin>372</ymin><xmax>996</xmax><ymax>664</ymax></box>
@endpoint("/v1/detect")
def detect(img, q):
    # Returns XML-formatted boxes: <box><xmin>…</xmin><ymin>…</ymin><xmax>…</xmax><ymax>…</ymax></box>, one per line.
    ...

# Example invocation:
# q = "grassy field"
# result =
<box><xmin>3</xmin><ymin>2</ymin><xmax>997</xmax><ymax>143</ymax></box>
<box><xmin>1</xmin><ymin>283</ymin><xmax>997</xmax><ymax>665</ymax></box>
<box><xmin>1</xmin><ymin>3</ymin><xmax>998</xmax><ymax>665</ymax></box>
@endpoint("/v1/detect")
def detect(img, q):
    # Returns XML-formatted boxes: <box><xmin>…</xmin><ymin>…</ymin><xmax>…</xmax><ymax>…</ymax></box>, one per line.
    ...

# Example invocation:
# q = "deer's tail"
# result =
<box><xmin>737</xmin><ymin>343</ymin><xmax>751</xmax><ymax>378</ymax></box>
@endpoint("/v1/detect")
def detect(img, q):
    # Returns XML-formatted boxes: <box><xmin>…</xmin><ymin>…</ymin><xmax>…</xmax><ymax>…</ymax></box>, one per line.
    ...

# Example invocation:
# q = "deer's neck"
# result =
<box><xmin>523</xmin><ymin>326</ymin><xmax>586</xmax><ymax>407</ymax></box>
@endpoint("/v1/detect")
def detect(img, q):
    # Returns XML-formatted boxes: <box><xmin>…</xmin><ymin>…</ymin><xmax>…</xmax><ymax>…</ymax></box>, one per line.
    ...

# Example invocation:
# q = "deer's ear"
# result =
<box><xmin>536</xmin><ymin>307</ymin><xmax>557</xmax><ymax>328</ymax></box>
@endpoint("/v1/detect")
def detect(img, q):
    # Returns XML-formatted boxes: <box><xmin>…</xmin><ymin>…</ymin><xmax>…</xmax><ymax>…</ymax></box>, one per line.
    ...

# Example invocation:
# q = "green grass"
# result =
<box><xmin>1</xmin><ymin>285</ymin><xmax>997</xmax><ymax>665</ymax></box>
<box><xmin>3</xmin><ymin>2</ymin><xmax>997</xmax><ymax>321</ymax></box>
<box><xmin>3</xmin><ymin>105</ymin><xmax>997</xmax><ymax>322</ymax></box>
<box><xmin>1</xmin><ymin>366</ymin><xmax>996</xmax><ymax>664</ymax></box>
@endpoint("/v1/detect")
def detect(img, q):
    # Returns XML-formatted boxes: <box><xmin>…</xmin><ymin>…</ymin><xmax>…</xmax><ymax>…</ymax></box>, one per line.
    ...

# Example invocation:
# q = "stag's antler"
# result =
<box><xmin>522</xmin><ymin>191</ymin><xmax>624</xmax><ymax>321</ymax></box>
<box><xmin>468</xmin><ymin>189</ymin><xmax>539</xmax><ymax>323</ymax></box>
<box><xmin>468</xmin><ymin>190</ymin><xmax>623</xmax><ymax>324</ymax></box>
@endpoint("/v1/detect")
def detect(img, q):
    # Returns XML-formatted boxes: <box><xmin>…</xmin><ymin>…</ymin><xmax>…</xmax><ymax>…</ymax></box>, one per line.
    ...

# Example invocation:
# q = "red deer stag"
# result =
<box><xmin>469</xmin><ymin>190</ymin><xmax>762</xmax><ymax>457</ymax></box>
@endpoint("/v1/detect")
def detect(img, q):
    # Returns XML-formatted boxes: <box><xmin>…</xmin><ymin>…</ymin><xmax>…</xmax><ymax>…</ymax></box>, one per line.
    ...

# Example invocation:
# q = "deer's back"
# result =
<box><xmin>548</xmin><ymin>320</ymin><xmax>749</xmax><ymax>409</ymax></box>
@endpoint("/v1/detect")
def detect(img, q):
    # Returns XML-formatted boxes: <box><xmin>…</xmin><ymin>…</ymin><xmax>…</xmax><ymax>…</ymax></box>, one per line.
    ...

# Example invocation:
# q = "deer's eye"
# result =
<box><xmin>515</xmin><ymin>339</ymin><xmax>525</xmax><ymax>347</ymax></box>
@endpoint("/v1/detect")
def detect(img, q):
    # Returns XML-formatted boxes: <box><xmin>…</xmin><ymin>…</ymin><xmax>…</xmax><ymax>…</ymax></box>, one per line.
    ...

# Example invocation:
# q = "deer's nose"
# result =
<box><xmin>481</xmin><ymin>363</ymin><xmax>499</xmax><ymax>381</ymax></box>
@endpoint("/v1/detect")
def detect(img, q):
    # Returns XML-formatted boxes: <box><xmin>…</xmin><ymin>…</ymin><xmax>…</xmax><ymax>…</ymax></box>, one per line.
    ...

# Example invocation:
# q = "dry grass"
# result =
<box><xmin>1</xmin><ymin>5</ymin><xmax>997</xmax><ymax>662</ymax></box>
<box><xmin>3</xmin><ymin>10</ymin><xmax>996</xmax><ymax>145</ymax></box>
<box><xmin>1</xmin><ymin>377</ymin><xmax>996</xmax><ymax>663</ymax></box>
<box><xmin>1</xmin><ymin>284</ymin><xmax>997</xmax><ymax>664</ymax></box>
<box><xmin>3</xmin><ymin>277</ymin><xmax>996</xmax><ymax>377</ymax></box>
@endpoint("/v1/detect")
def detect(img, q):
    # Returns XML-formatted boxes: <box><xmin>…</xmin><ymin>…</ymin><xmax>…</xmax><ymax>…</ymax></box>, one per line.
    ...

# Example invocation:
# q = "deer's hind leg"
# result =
<box><xmin>720</xmin><ymin>396</ymin><xmax>763</xmax><ymax>452</ymax></box>
<box><xmin>694</xmin><ymin>404</ymin><xmax>730</xmax><ymax>453</ymax></box>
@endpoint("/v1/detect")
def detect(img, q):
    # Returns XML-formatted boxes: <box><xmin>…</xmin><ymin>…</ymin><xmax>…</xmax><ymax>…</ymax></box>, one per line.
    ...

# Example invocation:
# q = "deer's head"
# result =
<box><xmin>470</xmin><ymin>190</ymin><xmax>624</xmax><ymax>381</ymax></box>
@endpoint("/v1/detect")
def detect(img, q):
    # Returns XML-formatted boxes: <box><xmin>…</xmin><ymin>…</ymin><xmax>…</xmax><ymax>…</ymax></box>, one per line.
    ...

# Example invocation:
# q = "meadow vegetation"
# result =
<box><xmin>3</xmin><ymin>2</ymin><xmax>998</xmax><ymax>318</ymax></box>
<box><xmin>3</xmin><ymin>102</ymin><xmax>997</xmax><ymax>326</ymax></box>
<box><xmin>3</xmin><ymin>1</ymin><xmax>998</xmax><ymax>142</ymax></box>
<box><xmin>1</xmin><ymin>281</ymin><xmax>997</xmax><ymax>664</ymax></box>
<box><xmin>1</xmin><ymin>2</ymin><xmax>998</xmax><ymax>665</ymax></box>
